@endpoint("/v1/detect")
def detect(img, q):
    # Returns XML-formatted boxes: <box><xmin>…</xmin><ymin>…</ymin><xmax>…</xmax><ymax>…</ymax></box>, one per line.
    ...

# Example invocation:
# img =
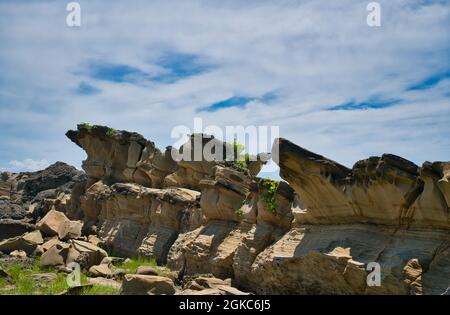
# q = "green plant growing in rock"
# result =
<box><xmin>261</xmin><ymin>178</ymin><xmax>279</xmax><ymax>214</ymax></box>
<box><xmin>106</xmin><ymin>127</ymin><xmax>118</xmax><ymax>137</ymax></box>
<box><xmin>231</xmin><ymin>140</ymin><xmax>255</xmax><ymax>172</ymax></box>
<box><xmin>80</xmin><ymin>123</ymin><xmax>94</xmax><ymax>131</ymax></box>
<box><xmin>235</xmin><ymin>204</ymin><xmax>244</xmax><ymax>217</ymax></box>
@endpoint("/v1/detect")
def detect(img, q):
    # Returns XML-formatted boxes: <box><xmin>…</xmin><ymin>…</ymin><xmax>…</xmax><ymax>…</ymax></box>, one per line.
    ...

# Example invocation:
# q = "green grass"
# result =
<box><xmin>0</xmin><ymin>259</ymin><xmax>119</xmax><ymax>295</ymax></box>
<box><xmin>0</xmin><ymin>257</ymin><xmax>175</xmax><ymax>295</ymax></box>
<box><xmin>261</xmin><ymin>179</ymin><xmax>279</xmax><ymax>213</ymax></box>
<box><xmin>81</xmin><ymin>285</ymin><xmax>119</xmax><ymax>295</ymax></box>
<box><xmin>116</xmin><ymin>257</ymin><xmax>158</xmax><ymax>274</ymax></box>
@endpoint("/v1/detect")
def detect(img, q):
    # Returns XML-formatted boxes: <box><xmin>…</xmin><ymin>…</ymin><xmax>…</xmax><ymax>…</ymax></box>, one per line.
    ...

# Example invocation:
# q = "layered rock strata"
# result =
<box><xmin>65</xmin><ymin>125</ymin><xmax>449</xmax><ymax>295</ymax></box>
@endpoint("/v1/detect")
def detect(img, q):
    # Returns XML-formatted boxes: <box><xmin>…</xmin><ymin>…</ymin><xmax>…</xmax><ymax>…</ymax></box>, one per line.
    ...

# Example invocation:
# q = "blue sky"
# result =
<box><xmin>0</xmin><ymin>0</ymin><xmax>449</xmax><ymax>178</ymax></box>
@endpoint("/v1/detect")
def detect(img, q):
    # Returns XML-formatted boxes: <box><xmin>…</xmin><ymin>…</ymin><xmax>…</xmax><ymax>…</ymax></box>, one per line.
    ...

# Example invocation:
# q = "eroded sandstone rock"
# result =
<box><xmin>84</xmin><ymin>182</ymin><xmax>202</xmax><ymax>264</ymax></box>
<box><xmin>66</xmin><ymin>124</ymin><xmax>177</xmax><ymax>187</ymax></box>
<box><xmin>64</xmin><ymin>125</ymin><xmax>449</xmax><ymax>295</ymax></box>
<box><xmin>120</xmin><ymin>274</ymin><xmax>176</xmax><ymax>295</ymax></box>
<box><xmin>273</xmin><ymin>138</ymin><xmax>449</xmax><ymax>230</ymax></box>
<box><xmin>36</xmin><ymin>210</ymin><xmax>70</xmax><ymax>237</ymax></box>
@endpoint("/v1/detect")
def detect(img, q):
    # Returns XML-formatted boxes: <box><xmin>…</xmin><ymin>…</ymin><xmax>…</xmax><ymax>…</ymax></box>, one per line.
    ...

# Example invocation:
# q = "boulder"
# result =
<box><xmin>88</xmin><ymin>264</ymin><xmax>113</xmax><ymax>277</ymax></box>
<box><xmin>136</xmin><ymin>266</ymin><xmax>158</xmax><ymax>276</ymax></box>
<box><xmin>0</xmin><ymin>235</ymin><xmax>37</xmax><ymax>255</ymax></box>
<box><xmin>40</xmin><ymin>242</ymin><xmax>80</xmax><ymax>267</ymax></box>
<box><xmin>21</xmin><ymin>162</ymin><xmax>83</xmax><ymax>202</ymax></box>
<box><xmin>120</xmin><ymin>274</ymin><xmax>176</xmax><ymax>295</ymax></box>
<box><xmin>58</xmin><ymin>220</ymin><xmax>83</xmax><ymax>240</ymax></box>
<box><xmin>100</xmin><ymin>256</ymin><xmax>124</xmax><ymax>266</ymax></box>
<box><xmin>36</xmin><ymin>210</ymin><xmax>70</xmax><ymax>237</ymax></box>
<box><xmin>70</xmin><ymin>240</ymin><xmax>107</xmax><ymax>268</ymax></box>
<box><xmin>23</xmin><ymin>230</ymin><xmax>44</xmax><ymax>245</ymax></box>
<box><xmin>41</xmin><ymin>238</ymin><xmax>62</xmax><ymax>252</ymax></box>
<box><xmin>59</xmin><ymin>284</ymin><xmax>93</xmax><ymax>295</ymax></box>
<box><xmin>87</xmin><ymin>235</ymin><xmax>104</xmax><ymax>247</ymax></box>
<box><xmin>10</xmin><ymin>250</ymin><xmax>27</xmax><ymax>258</ymax></box>
<box><xmin>0</xmin><ymin>267</ymin><xmax>12</xmax><ymax>283</ymax></box>
<box><xmin>185</xmin><ymin>276</ymin><xmax>231</xmax><ymax>290</ymax></box>
<box><xmin>0</xmin><ymin>219</ymin><xmax>35</xmax><ymax>240</ymax></box>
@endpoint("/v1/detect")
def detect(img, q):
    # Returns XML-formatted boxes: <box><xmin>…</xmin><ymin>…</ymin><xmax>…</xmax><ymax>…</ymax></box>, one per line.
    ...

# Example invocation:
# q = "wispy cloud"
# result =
<box><xmin>0</xmin><ymin>0</ymin><xmax>448</xmax><ymax>176</ymax></box>
<box><xmin>6</xmin><ymin>159</ymin><xmax>50</xmax><ymax>172</ymax></box>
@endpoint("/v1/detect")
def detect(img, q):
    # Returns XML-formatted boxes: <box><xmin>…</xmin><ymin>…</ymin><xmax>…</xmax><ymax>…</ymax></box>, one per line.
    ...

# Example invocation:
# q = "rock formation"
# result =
<box><xmin>4</xmin><ymin>124</ymin><xmax>447</xmax><ymax>295</ymax></box>
<box><xmin>0</xmin><ymin>162</ymin><xmax>85</xmax><ymax>240</ymax></box>
<box><xmin>61</xmin><ymin>124</ymin><xmax>450</xmax><ymax>295</ymax></box>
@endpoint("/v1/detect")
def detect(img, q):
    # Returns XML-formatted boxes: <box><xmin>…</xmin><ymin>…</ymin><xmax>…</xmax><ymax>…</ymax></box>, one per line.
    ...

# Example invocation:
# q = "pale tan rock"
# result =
<box><xmin>66</xmin><ymin>125</ymin><xmax>176</xmax><ymax>187</ymax></box>
<box><xmin>87</xmin><ymin>235</ymin><xmax>103</xmax><ymax>247</ymax></box>
<box><xmin>89</xmin><ymin>264</ymin><xmax>113</xmax><ymax>277</ymax></box>
<box><xmin>70</xmin><ymin>240</ymin><xmax>107</xmax><ymax>268</ymax></box>
<box><xmin>0</xmin><ymin>235</ymin><xmax>37</xmax><ymax>255</ymax></box>
<box><xmin>136</xmin><ymin>266</ymin><xmax>158</xmax><ymax>276</ymax></box>
<box><xmin>41</xmin><ymin>238</ymin><xmax>62</xmax><ymax>252</ymax></box>
<box><xmin>272</xmin><ymin>138</ymin><xmax>450</xmax><ymax>230</ymax></box>
<box><xmin>120</xmin><ymin>274</ymin><xmax>176</xmax><ymax>295</ymax></box>
<box><xmin>40</xmin><ymin>242</ymin><xmax>80</xmax><ymax>267</ymax></box>
<box><xmin>36</xmin><ymin>210</ymin><xmax>70</xmax><ymax>237</ymax></box>
<box><xmin>66</xmin><ymin>127</ymin><xmax>450</xmax><ymax>295</ymax></box>
<box><xmin>23</xmin><ymin>230</ymin><xmax>44</xmax><ymax>245</ymax></box>
<box><xmin>91</xmin><ymin>183</ymin><xmax>201</xmax><ymax>264</ymax></box>
<box><xmin>58</xmin><ymin>220</ymin><xmax>83</xmax><ymax>240</ymax></box>
<box><xmin>10</xmin><ymin>250</ymin><xmax>27</xmax><ymax>258</ymax></box>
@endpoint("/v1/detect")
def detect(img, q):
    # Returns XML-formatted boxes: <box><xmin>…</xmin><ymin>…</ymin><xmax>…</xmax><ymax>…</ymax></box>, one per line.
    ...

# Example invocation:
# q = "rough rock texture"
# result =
<box><xmin>91</xmin><ymin>183</ymin><xmax>202</xmax><ymax>264</ymax></box>
<box><xmin>247</xmin><ymin>138</ymin><xmax>450</xmax><ymax>295</ymax></box>
<box><xmin>0</xmin><ymin>162</ymin><xmax>86</xmax><ymax>229</ymax></box>
<box><xmin>167</xmin><ymin>166</ymin><xmax>254</xmax><ymax>278</ymax></box>
<box><xmin>66</xmin><ymin>124</ymin><xmax>177</xmax><ymax>187</ymax></box>
<box><xmin>272</xmin><ymin>138</ymin><xmax>449</xmax><ymax>229</ymax></box>
<box><xmin>63</xmin><ymin>125</ymin><xmax>449</xmax><ymax>295</ymax></box>
<box><xmin>20</xmin><ymin>162</ymin><xmax>83</xmax><ymax>203</ymax></box>
<box><xmin>36</xmin><ymin>210</ymin><xmax>70</xmax><ymax>237</ymax></box>
<box><xmin>120</xmin><ymin>274</ymin><xmax>176</xmax><ymax>295</ymax></box>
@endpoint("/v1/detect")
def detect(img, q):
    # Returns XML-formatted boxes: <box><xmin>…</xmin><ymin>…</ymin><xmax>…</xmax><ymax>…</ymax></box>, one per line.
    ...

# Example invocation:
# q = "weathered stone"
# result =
<box><xmin>36</xmin><ymin>210</ymin><xmax>70</xmax><ymax>237</ymax></box>
<box><xmin>91</xmin><ymin>183</ymin><xmax>201</xmax><ymax>264</ymax></box>
<box><xmin>136</xmin><ymin>266</ymin><xmax>158</xmax><ymax>276</ymax></box>
<box><xmin>10</xmin><ymin>250</ymin><xmax>27</xmax><ymax>258</ymax></box>
<box><xmin>70</xmin><ymin>240</ymin><xmax>108</xmax><ymax>268</ymax></box>
<box><xmin>58</xmin><ymin>220</ymin><xmax>83</xmax><ymax>240</ymax></box>
<box><xmin>21</xmin><ymin>162</ymin><xmax>83</xmax><ymax>203</ymax></box>
<box><xmin>120</xmin><ymin>274</ymin><xmax>176</xmax><ymax>295</ymax></box>
<box><xmin>40</xmin><ymin>242</ymin><xmax>80</xmax><ymax>267</ymax></box>
<box><xmin>0</xmin><ymin>219</ymin><xmax>35</xmax><ymax>241</ymax></box>
<box><xmin>66</xmin><ymin>124</ymin><xmax>176</xmax><ymax>187</ymax></box>
<box><xmin>41</xmin><ymin>238</ymin><xmax>62</xmax><ymax>252</ymax></box>
<box><xmin>89</xmin><ymin>264</ymin><xmax>113</xmax><ymax>277</ymax></box>
<box><xmin>23</xmin><ymin>230</ymin><xmax>44</xmax><ymax>245</ymax></box>
<box><xmin>64</xmin><ymin>126</ymin><xmax>450</xmax><ymax>295</ymax></box>
<box><xmin>0</xmin><ymin>235</ymin><xmax>37</xmax><ymax>255</ymax></box>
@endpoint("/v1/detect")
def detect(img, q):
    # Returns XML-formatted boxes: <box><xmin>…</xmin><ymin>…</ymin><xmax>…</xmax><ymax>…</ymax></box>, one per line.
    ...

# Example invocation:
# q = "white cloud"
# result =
<box><xmin>8</xmin><ymin>159</ymin><xmax>50</xmax><ymax>172</ymax></box>
<box><xmin>0</xmin><ymin>0</ymin><xmax>448</xmax><ymax>178</ymax></box>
